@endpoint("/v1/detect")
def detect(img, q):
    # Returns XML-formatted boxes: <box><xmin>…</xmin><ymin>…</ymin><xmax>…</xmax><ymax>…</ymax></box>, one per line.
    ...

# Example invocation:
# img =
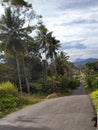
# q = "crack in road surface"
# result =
<box><xmin>0</xmin><ymin>79</ymin><xmax>96</xmax><ymax>130</ymax></box>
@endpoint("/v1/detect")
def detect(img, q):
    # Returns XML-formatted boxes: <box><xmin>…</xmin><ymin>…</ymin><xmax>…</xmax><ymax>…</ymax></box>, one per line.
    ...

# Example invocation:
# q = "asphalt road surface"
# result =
<box><xmin>0</xmin><ymin>79</ymin><xmax>96</xmax><ymax>130</ymax></box>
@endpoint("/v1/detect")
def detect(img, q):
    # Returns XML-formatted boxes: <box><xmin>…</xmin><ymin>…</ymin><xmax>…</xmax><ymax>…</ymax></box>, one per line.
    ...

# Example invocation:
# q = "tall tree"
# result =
<box><xmin>47</xmin><ymin>36</ymin><xmax>60</xmax><ymax>72</ymax></box>
<box><xmin>47</xmin><ymin>36</ymin><xmax>60</xmax><ymax>91</ymax></box>
<box><xmin>0</xmin><ymin>7</ymin><xmax>34</xmax><ymax>93</ymax></box>
<box><xmin>55</xmin><ymin>51</ymin><xmax>70</xmax><ymax>76</ymax></box>
<box><xmin>37</xmin><ymin>24</ymin><xmax>52</xmax><ymax>83</ymax></box>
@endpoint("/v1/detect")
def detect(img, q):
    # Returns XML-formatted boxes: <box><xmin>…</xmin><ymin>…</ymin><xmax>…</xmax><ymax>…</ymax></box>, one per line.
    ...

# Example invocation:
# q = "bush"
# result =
<box><xmin>68</xmin><ymin>77</ymin><xmax>80</xmax><ymax>89</ymax></box>
<box><xmin>0</xmin><ymin>81</ymin><xmax>44</xmax><ymax>118</ymax></box>
<box><xmin>92</xmin><ymin>79</ymin><xmax>98</xmax><ymax>90</ymax></box>
<box><xmin>0</xmin><ymin>95</ymin><xmax>19</xmax><ymax>110</ymax></box>
<box><xmin>90</xmin><ymin>89</ymin><xmax>98</xmax><ymax>99</ymax></box>
<box><xmin>54</xmin><ymin>75</ymin><xmax>80</xmax><ymax>93</ymax></box>
<box><xmin>0</xmin><ymin>81</ymin><xmax>18</xmax><ymax>98</ymax></box>
<box><xmin>85</xmin><ymin>75</ymin><xmax>98</xmax><ymax>92</ymax></box>
<box><xmin>0</xmin><ymin>94</ymin><xmax>20</xmax><ymax>116</ymax></box>
<box><xmin>30</xmin><ymin>81</ymin><xmax>44</xmax><ymax>94</ymax></box>
<box><xmin>29</xmin><ymin>75</ymin><xmax>80</xmax><ymax>95</ymax></box>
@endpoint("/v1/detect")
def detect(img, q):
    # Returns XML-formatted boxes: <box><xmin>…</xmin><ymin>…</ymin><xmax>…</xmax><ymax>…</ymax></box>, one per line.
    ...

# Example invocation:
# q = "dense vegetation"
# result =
<box><xmin>0</xmin><ymin>81</ymin><xmax>43</xmax><ymax>117</ymax></box>
<box><xmin>0</xmin><ymin>0</ymin><xmax>80</xmax><ymax>117</ymax></box>
<box><xmin>84</xmin><ymin>61</ymin><xmax>98</xmax><ymax>109</ymax></box>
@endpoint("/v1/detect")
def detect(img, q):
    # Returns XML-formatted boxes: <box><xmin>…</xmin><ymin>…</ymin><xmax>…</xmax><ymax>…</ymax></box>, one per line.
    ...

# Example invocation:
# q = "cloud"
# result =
<box><xmin>59</xmin><ymin>0</ymin><xmax>98</xmax><ymax>10</ymax></box>
<box><xmin>61</xmin><ymin>19</ymin><xmax>98</xmax><ymax>26</ymax></box>
<box><xmin>21</xmin><ymin>1</ymin><xmax>98</xmax><ymax>61</ymax></box>
<box><xmin>61</xmin><ymin>40</ymin><xmax>87</xmax><ymax>50</ymax></box>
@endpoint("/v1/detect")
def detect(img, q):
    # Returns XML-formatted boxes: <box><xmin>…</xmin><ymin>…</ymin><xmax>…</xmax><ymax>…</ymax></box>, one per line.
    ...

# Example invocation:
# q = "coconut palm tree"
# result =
<box><xmin>46</xmin><ymin>36</ymin><xmax>60</xmax><ymax>91</ymax></box>
<box><xmin>2</xmin><ymin>0</ymin><xmax>32</xmax><ymax>7</ymax></box>
<box><xmin>55</xmin><ymin>51</ymin><xmax>70</xmax><ymax>75</ymax></box>
<box><xmin>37</xmin><ymin>24</ymin><xmax>52</xmax><ymax>83</ymax></box>
<box><xmin>47</xmin><ymin>36</ymin><xmax>60</xmax><ymax>71</ymax></box>
<box><xmin>0</xmin><ymin>7</ymin><xmax>33</xmax><ymax>93</ymax></box>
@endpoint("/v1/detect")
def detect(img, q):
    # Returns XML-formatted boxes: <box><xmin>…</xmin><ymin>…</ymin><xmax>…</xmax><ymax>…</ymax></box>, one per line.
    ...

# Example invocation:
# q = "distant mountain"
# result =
<box><xmin>74</xmin><ymin>58</ymin><xmax>98</xmax><ymax>66</ymax></box>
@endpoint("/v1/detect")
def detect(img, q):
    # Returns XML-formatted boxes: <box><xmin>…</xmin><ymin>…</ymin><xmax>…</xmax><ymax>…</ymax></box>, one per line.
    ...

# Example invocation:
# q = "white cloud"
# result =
<box><xmin>28</xmin><ymin>0</ymin><xmax>98</xmax><ymax>61</ymax></box>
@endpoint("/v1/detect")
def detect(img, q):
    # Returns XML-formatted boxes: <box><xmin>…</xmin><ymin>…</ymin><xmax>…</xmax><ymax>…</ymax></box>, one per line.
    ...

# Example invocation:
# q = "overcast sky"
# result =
<box><xmin>1</xmin><ymin>0</ymin><xmax>98</xmax><ymax>61</ymax></box>
<box><xmin>28</xmin><ymin>0</ymin><xmax>98</xmax><ymax>61</ymax></box>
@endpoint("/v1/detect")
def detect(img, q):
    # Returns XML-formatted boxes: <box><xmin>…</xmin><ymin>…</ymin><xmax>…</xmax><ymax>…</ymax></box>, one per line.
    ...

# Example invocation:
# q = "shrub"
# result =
<box><xmin>68</xmin><ymin>77</ymin><xmax>80</xmax><ymax>89</ymax></box>
<box><xmin>0</xmin><ymin>95</ymin><xmax>19</xmax><ymax>110</ymax></box>
<box><xmin>85</xmin><ymin>75</ymin><xmax>95</xmax><ymax>89</ymax></box>
<box><xmin>0</xmin><ymin>81</ymin><xmax>18</xmax><ymax>98</ymax></box>
<box><xmin>90</xmin><ymin>89</ymin><xmax>98</xmax><ymax>99</ymax></box>
<box><xmin>30</xmin><ymin>82</ymin><xmax>43</xmax><ymax>94</ymax></box>
<box><xmin>85</xmin><ymin>75</ymin><xmax>98</xmax><ymax>92</ymax></box>
<box><xmin>92</xmin><ymin>79</ymin><xmax>98</xmax><ymax>90</ymax></box>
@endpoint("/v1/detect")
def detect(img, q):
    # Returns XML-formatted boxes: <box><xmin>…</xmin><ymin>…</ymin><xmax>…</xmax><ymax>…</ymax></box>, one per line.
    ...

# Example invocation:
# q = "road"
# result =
<box><xmin>0</xmin><ymin>80</ymin><xmax>96</xmax><ymax>130</ymax></box>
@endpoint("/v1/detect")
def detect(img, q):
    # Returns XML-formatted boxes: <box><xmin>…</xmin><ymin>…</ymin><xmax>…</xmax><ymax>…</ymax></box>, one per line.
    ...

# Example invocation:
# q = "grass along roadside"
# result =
<box><xmin>0</xmin><ymin>93</ymin><xmax>45</xmax><ymax>118</ymax></box>
<box><xmin>84</xmin><ymin>81</ymin><xmax>98</xmax><ymax>111</ymax></box>
<box><xmin>0</xmin><ymin>81</ymin><xmax>45</xmax><ymax>118</ymax></box>
<box><xmin>89</xmin><ymin>90</ymin><xmax>98</xmax><ymax>109</ymax></box>
<box><xmin>0</xmin><ymin>89</ymin><xmax>79</xmax><ymax>118</ymax></box>
<box><xmin>0</xmin><ymin>78</ymin><xmax>80</xmax><ymax>118</ymax></box>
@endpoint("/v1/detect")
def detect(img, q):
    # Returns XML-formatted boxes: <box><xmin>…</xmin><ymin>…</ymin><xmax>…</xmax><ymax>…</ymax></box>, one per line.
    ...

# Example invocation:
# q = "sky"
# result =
<box><xmin>0</xmin><ymin>0</ymin><xmax>98</xmax><ymax>62</ymax></box>
<box><xmin>28</xmin><ymin>0</ymin><xmax>98</xmax><ymax>62</ymax></box>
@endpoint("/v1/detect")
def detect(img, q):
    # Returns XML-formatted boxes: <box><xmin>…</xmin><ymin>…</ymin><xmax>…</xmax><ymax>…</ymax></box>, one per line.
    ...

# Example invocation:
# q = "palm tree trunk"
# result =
<box><xmin>16</xmin><ymin>54</ymin><xmax>22</xmax><ymax>93</ymax></box>
<box><xmin>45</xmin><ymin>48</ymin><xmax>48</xmax><ymax>84</ymax></box>
<box><xmin>54</xmin><ymin>55</ymin><xmax>57</xmax><ymax>75</ymax></box>
<box><xmin>22</xmin><ymin>57</ymin><xmax>30</xmax><ymax>94</ymax></box>
<box><xmin>51</xmin><ymin>58</ymin><xmax>55</xmax><ymax>92</ymax></box>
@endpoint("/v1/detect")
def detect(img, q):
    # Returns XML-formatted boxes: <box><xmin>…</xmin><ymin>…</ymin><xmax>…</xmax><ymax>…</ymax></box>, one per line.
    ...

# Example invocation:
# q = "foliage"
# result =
<box><xmin>85</xmin><ymin>61</ymin><xmax>98</xmax><ymax>75</ymax></box>
<box><xmin>84</xmin><ymin>61</ymin><xmax>98</xmax><ymax>109</ymax></box>
<box><xmin>0</xmin><ymin>81</ymin><xmax>18</xmax><ymax>97</ymax></box>
<box><xmin>0</xmin><ymin>0</ymin><xmax>79</xmax><ymax>96</ymax></box>
<box><xmin>29</xmin><ymin>75</ymin><xmax>80</xmax><ymax>95</ymax></box>
<box><xmin>90</xmin><ymin>89</ymin><xmax>98</xmax><ymax>99</ymax></box>
<box><xmin>88</xmin><ymin>89</ymin><xmax>98</xmax><ymax>109</ymax></box>
<box><xmin>2</xmin><ymin>0</ymin><xmax>32</xmax><ymax>7</ymax></box>
<box><xmin>0</xmin><ymin>81</ymin><xmax>44</xmax><ymax>118</ymax></box>
<box><xmin>55</xmin><ymin>75</ymin><xmax>80</xmax><ymax>93</ymax></box>
<box><xmin>85</xmin><ymin>74</ymin><xmax>98</xmax><ymax>92</ymax></box>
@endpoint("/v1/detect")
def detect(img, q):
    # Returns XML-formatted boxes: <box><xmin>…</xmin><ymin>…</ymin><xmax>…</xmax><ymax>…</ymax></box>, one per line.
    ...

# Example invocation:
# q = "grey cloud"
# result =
<box><xmin>61</xmin><ymin>19</ymin><xmax>98</xmax><ymax>26</ymax></box>
<box><xmin>61</xmin><ymin>40</ymin><xmax>87</xmax><ymax>50</ymax></box>
<box><xmin>59</xmin><ymin>0</ymin><xmax>98</xmax><ymax>10</ymax></box>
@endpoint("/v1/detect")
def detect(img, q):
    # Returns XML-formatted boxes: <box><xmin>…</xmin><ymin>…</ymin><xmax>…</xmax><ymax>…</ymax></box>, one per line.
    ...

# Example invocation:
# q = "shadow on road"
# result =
<box><xmin>92</xmin><ymin>116</ymin><xmax>97</xmax><ymax>127</ymax></box>
<box><xmin>14</xmin><ymin>115</ymin><xmax>40</xmax><ymax>123</ymax></box>
<box><xmin>0</xmin><ymin>125</ymin><xmax>52</xmax><ymax>130</ymax></box>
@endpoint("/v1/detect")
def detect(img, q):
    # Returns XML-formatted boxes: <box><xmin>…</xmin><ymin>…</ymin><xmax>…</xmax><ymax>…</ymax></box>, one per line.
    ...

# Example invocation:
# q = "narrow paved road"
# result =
<box><xmin>0</xmin><ymin>79</ymin><xmax>96</xmax><ymax>130</ymax></box>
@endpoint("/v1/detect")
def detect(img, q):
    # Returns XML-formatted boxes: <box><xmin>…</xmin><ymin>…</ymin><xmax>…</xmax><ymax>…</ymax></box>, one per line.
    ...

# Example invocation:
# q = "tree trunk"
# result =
<box><xmin>16</xmin><ymin>54</ymin><xmax>22</xmax><ymax>93</ymax></box>
<box><xmin>45</xmin><ymin>49</ymin><xmax>48</xmax><ymax>84</ymax></box>
<box><xmin>22</xmin><ymin>57</ymin><xmax>30</xmax><ymax>94</ymax></box>
<box><xmin>51</xmin><ymin>58</ymin><xmax>55</xmax><ymax>92</ymax></box>
<box><xmin>54</xmin><ymin>58</ymin><xmax>57</xmax><ymax>75</ymax></box>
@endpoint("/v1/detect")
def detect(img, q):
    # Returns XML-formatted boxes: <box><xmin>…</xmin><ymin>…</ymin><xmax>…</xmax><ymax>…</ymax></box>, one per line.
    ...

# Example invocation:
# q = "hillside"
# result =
<box><xmin>74</xmin><ymin>58</ymin><xmax>98</xmax><ymax>66</ymax></box>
